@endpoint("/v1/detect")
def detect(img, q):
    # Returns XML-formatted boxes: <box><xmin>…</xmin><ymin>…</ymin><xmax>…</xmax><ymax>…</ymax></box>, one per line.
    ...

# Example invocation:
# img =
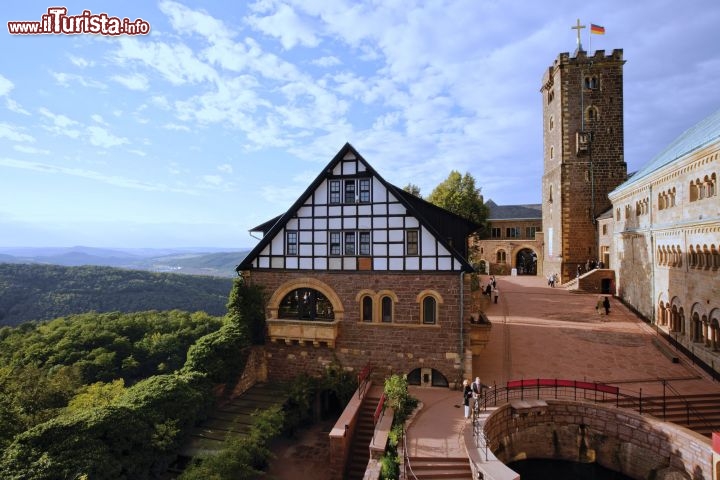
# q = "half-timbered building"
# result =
<box><xmin>237</xmin><ymin>143</ymin><xmax>489</xmax><ymax>386</ymax></box>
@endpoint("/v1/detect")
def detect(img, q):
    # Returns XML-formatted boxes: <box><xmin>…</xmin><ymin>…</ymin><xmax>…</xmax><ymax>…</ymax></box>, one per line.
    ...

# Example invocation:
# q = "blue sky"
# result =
<box><xmin>1</xmin><ymin>1</ymin><xmax>719</xmax><ymax>249</ymax></box>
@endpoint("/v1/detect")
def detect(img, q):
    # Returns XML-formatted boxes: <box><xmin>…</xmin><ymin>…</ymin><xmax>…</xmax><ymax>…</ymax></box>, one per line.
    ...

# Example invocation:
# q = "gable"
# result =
<box><xmin>238</xmin><ymin>144</ymin><xmax>477</xmax><ymax>273</ymax></box>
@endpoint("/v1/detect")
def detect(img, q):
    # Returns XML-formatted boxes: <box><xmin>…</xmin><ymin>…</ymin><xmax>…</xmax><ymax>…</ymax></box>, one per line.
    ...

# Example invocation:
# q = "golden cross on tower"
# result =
<box><xmin>571</xmin><ymin>18</ymin><xmax>585</xmax><ymax>51</ymax></box>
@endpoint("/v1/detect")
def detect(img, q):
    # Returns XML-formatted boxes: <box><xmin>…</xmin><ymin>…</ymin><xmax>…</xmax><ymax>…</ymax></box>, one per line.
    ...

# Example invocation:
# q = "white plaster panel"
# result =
<box><xmin>286</xmin><ymin>219</ymin><xmax>298</xmax><ymax>230</ymax></box>
<box><xmin>388</xmin><ymin>202</ymin><xmax>405</xmax><ymax>215</ymax></box>
<box><xmin>373</xmin><ymin>244</ymin><xmax>387</xmax><ymax>256</ymax></box>
<box><xmin>344</xmin><ymin>217</ymin><xmax>357</xmax><ymax>229</ymax></box>
<box><xmin>299</xmin><ymin>218</ymin><xmax>313</xmax><ymax>230</ymax></box>
<box><xmin>373</xmin><ymin>216</ymin><xmax>387</xmax><ymax>228</ymax></box>
<box><xmin>271</xmin><ymin>257</ymin><xmax>284</xmax><ymax>268</ymax></box>
<box><xmin>388</xmin><ymin>216</ymin><xmax>404</xmax><ymax>228</ymax></box>
<box><xmin>374</xmin><ymin>257</ymin><xmax>388</xmax><ymax>270</ymax></box>
<box><xmin>299</xmin><ymin>231</ymin><xmax>313</xmax><ymax>242</ymax></box>
<box><xmin>422</xmin><ymin>257</ymin><xmax>437</xmax><ymax>270</ymax></box>
<box><xmin>315</xmin><ymin>205</ymin><xmax>327</xmax><ymax>217</ymax></box>
<box><xmin>388</xmin><ymin>229</ymin><xmax>404</xmax><ymax>242</ymax></box>
<box><xmin>343</xmin><ymin>205</ymin><xmax>357</xmax><ymax>216</ymax></box>
<box><xmin>373</xmin><ymin>203</ymin><xmax>387</xmax><ymax>215</ymax></box>
<box><xmin>314</xmin><ymin>257</ymin><xmax>327</xmax><ymax>269</ymax></box>
<box><xmin>271</xmin><ymin>232</ymin><xmax>284</xmax><ymax>252</ymax></box>
<box><xmin>405</xmin><ymin>257</ymin><xmax>420</xmax><ymax>270</ymax></box>
<box><xmin>313</xmin><ymin>231</ymin><xmax>327</xmax><ymax>243</ymax></box>
<box><xmin>297</xmin><ymin>206</ymin><xmax>312</xmax><ymax>217</ymax></box>
<box><xmin>358</xmin><ymin>217</ymin><xmax>372</xmax><ymax>229</ymax></box>
<box><xmin>405</xmin><ymin>217</ymin><xmax>419</xmax><ymax>228</ymax></box>
<box><xmin>299</xmin><ymin>244</ymin><xmax>312</xmax><ymax>256</ymax></box>
<box><xmin>328</xmin><ymin>206</ymin><xmax>342</xmax><ymax>217</ymax></box>
<box><xmin>389</xmin><ymin>258</ymin><xmax>404</xmax><ymax>270</ymax></box>
<box><xmin>343</xmin><ymin>160</ymin><xmax>357</xmax><ymax>175</ymax></box>
<box><xmin>314</xmin><ymin>182</ymin><xmax>328</xmax><ymax>203</ymax></box>
<box><xmin>329</xmin><ymin>257</ymin><xmax>342</xmax><ymax>270</ymax></box>
<box><xmin>438</xmin><ymin>257</ymin><xmax>452</xmax><ymax>270</ymax></box>
<box><xmin>358</xmin><ymin>205</ymin><xmax>372</xmax><ymax>216</ymax></box>
<box><xmin>286</xmin><ymin>257</ymin><xmax>298</xmax><ymax>269</ymax></box>
<box><xmin>374</xmin><ymin>229</ymin><xmax>387</xmax><ymax>242</ymax></box>
<box><xmin>389</xmin><ymin>243</ymin><xmax>404</xmax><ymax>256</ymax></box>
<box><xmin>314</xmin><ymin>244</ymin><xmax>327</xmax><ymax>256</ymax></box>
<box><xmin>259</xmin><ymin>257</ymin><xmax>269</xmax><ymax>268</ymax></box>
<box><xmin>343</xmin><ymin>257</ymin><xmax>356</xmax><ymax>270</ymax></box>
<box><xmin>421</xmin><ymin>229</ymin><xmax>436</xmax><ymax>254</ymax></box>
<box><xmin>314</xmin><ymin>218</ymin><xmax>327</xmax><ymax>230</ymax></box>
<box><xmin>329</xmin><ymin>218</ymin><xmax>342</xmax><ymax>230</ymax></box>
<box><xmin>299</xmin><ymin>257</ymin><xmax>313</xmax><ymax>269</ymax></box>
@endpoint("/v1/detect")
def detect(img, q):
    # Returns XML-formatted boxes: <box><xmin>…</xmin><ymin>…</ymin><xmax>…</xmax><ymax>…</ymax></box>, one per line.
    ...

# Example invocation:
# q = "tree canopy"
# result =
<box><xmin>426</xmin><ymin>170</ymin><xmax>489</xmax><ymax>230</ymax></box>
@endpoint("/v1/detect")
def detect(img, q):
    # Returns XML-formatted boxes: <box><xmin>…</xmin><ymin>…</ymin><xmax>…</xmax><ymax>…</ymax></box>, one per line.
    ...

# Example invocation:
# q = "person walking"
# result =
<box><xmin>462</xmin><ymin>379</ymin><xmax>472</xmax><ymax>419</ymax></box>
<box><xmin>603</xmin><ymin>296</ymin><xmax>611</xmax><ymax>315</ymax></box>
<box><xmin>493</xmin><ymin>287</ymin><xmax>499</xmax><ymax>304</ymax></box>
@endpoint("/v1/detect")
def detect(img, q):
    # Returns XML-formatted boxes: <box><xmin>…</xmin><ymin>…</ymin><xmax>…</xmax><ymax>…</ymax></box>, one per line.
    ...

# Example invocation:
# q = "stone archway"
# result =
<box><xmin>267</xmin><ymin>277</ymin><xmax>345</xmax><ymax>321</ymax></box>
<box><xmin>515</xmin><ymin>248</ymin><xmax>538</xmax><ymax>275</ymax></box>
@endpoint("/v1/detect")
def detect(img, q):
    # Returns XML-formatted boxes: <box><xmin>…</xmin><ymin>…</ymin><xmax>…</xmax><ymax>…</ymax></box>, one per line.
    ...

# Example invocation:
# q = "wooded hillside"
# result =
<box><xmin>0</xmin><ymin>263</ymin><xmax>234</xmax><ymax>326</ymax></box>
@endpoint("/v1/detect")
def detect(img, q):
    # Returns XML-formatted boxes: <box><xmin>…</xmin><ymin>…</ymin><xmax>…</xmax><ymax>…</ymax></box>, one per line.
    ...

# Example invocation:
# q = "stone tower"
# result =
<box><xmin>540</xmin><ymin>47</ymin><xmax>628</xmax><ymax>282</ymax></box>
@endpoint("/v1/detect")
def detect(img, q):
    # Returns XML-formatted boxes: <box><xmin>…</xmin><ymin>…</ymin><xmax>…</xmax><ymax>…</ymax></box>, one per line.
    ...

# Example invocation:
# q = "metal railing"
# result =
<box><xmin>479</xmin><ymin>378</ymin><xmax>716</xmax><ymax>433</ymax></box>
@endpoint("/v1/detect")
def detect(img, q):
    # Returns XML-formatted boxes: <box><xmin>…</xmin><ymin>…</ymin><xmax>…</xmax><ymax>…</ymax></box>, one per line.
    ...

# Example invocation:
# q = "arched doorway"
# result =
<box><xmin>407</xmin><ymin>367</ymin><xmax>449</xmax><ymax>387</ymax></box>
<box><xmin>515</xmin><ymin>248</ymin><xmax>538</xmax><ymax>275</ymax></box>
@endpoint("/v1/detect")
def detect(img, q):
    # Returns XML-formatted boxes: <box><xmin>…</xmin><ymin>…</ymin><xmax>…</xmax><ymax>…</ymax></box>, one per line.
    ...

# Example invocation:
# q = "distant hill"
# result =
<box><xmin>0</xmin><ymin>247</ymin><xmax>251</xmax><ymax>277</ymax></box>
<box><xmin>0</xmin><ymin>263</ymin><xmax>235</xmax><ymax>326</ymax></box>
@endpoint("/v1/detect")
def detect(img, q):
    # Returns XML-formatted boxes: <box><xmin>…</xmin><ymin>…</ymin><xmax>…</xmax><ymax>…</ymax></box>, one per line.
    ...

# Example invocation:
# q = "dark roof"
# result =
<box><xmin>485</xmin><ymin>200</ymin><xmax>542</xmax><ymax>220</ymax></box>
<box><xmin>237</xmin><ymin>143</ymin><xmax>480</xmax><ymax>272</ymax></box>
<box><xmin>596</xmin><ymin>207</ymin><xmax>614</xmax><ymax>220</ymax></box>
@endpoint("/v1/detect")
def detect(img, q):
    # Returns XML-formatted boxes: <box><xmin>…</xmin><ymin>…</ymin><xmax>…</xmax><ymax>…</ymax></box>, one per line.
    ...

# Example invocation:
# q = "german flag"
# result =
<box><xmin>590</xmin><ymin>24</ymin><xmax>605</xmax><ymax>35</ymax></box>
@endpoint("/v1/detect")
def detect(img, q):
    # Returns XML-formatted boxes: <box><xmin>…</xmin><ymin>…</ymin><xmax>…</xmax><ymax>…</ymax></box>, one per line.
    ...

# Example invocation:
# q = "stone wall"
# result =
<box><xmin>246</xmin><ymin>270</ymin><xmax>474</xmax><ymax>383</ymax></box>
<box><xmin>484</xmin><ymin>399</ymin><xmax>713</xmax><ymax>479</ymax></box>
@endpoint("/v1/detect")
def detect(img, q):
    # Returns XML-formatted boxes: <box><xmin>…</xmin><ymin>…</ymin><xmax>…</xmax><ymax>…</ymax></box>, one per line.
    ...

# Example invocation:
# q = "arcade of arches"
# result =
<box><xmin>657</xmin><ymin>300</ymin><xmax>720</xmax><ymax>352</ymax></box>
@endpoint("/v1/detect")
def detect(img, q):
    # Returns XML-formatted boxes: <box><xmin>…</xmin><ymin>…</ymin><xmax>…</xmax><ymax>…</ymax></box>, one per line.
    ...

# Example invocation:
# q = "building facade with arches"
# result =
<box><xmin>607</xmin><ymin>108</ymin><xmax>720</xmax><ymax>372</ymax></box>
<box><xmin>237</xmin><ymin>143</ymin><xmax>488</xmax><ymax>385</ymax></box>
<box><xmin>470</xmin><ymin>200</ymin><xmax>543</xmax><ymax>277</ymax></box>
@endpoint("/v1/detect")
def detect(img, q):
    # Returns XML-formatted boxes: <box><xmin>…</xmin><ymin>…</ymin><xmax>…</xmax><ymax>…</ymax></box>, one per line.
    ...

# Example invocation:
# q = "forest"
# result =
<box><xmin>0</xmin><ymin>263</ymin><xmax>234</xmax><ymax>326</ymax></box>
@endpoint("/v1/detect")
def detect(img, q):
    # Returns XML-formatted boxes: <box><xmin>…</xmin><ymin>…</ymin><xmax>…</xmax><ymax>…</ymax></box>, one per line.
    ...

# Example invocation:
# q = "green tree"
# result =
<box><xmin>426</xmin><ymin>171</ymin><xmax>488</xmax><ymax>226</ymax></box>
<box><xmin>402</xmin><ymin>183</ymin><xmax>422</xmax><ymax>197</ymax></box>
<box><xmin>66</xmin><ymin>379</ymin><xmax>126</xmax><ymax>413</ymax></box>
<box><xmin>226</xmin><ymin>279</ymin><xmax>265</xmax><ymax>345</ymax></box>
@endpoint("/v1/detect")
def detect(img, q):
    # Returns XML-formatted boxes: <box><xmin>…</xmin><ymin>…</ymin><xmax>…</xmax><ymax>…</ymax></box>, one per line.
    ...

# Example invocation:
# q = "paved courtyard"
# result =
<box><xmin>267</xmin><ymin>275</ymin><xmax>720</xmax><ymax>478</ymax></box>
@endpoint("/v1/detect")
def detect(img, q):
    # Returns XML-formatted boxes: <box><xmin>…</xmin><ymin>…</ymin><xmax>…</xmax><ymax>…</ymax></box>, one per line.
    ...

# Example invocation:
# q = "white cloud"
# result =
<box><xmin>87</xmin><ymin>126</ymin><xmax>129</xmax><ymax>148</ymax></box>
<box><xmin>0</xmin><ymin>157</ymin><xmax>196</xmax><ymax>194</ymax></box>
<box><xmin>0</xmin><ymin>123</ymin><xmax>35</xmax><ymax>143</ymax></box>
<box><xmin>114</xmin><ymin>37</ymin><xmax>217</xmax><ymax>85</ymax></box>
<box><xmin>0</xmin><ymin>74</ymin><xmax>13</xmax><ymax>96</ymax></box>
<box><xmin>202</xmin><ymin>174</ymin><xmax>223</xmax><ymax>185</ymax></box>
<box><xmin>312</xmin><ymin>56</ymin><xmax>341</xmax><ymax>67</ymax></box>
<box><xmin>39</xmin><ymin>107</ymin><xmax>82</xmax><ymax>139</ymax></box>
<box><xmin>6</xmin><ymin>98</ymin><xmax>30</xmax><ymax>115</ymax></box>
<box><xmin>91</xmin><ymin>114</ymin><xmax>109</xmax><ymax>126</ymax></box>
<box><xmin>163</xmin><ymin>123</ymin><xmax>191</xmax><ymax>132</ymax></box>
<box><xmin>246</xmin><ymin>4</ymin><xmax>320</xmax><ymax>49</ymax></box>
<box><xmin>129</xmin><ymin>149</ymin><xmax>147</xmax><ymax>157</ymax></box>
<box><xmin>51</xmin><ymin>72</ymin><xmax>107</xmax><ymax>89</ymax></box>
<box><xmin>13</xmin><ymin>145</ymin><xmax>50</xmax><ymax>155</ymax></box>
<box><xmin>68</xmin><ymin>55</ymin><xmax>93</xmax><ymax>68</ymax></box>
<box><xmin>217</xmin><ymin>163</ymin><xmax>233</xmax><ymax>174</ymax></box>
<box><xmin>112</xmin><ymin>73</ymin><xmax>150</xmax><ymax>91</ymax></box>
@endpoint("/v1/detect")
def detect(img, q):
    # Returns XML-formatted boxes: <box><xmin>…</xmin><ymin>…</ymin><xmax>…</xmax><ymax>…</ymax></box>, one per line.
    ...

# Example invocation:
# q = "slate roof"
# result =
<box><xmin>238</xmin><ymin>143</ymin><xmax>481</xmax><ymax>272</ymax></box>
<box><xmin>614</xmin><ymin>107</ymin><xmax>720</xmax><ymax>192</ymax></box>
<box><xmin>485</xmin><ymin>200</ymin><xmax>542</xmax><ymax>220</ymax></box>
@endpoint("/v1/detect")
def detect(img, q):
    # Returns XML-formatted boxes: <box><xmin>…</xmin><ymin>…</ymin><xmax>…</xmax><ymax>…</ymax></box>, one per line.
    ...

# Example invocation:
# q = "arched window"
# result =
<box><xmin>496</xmin><ymin>250</ymin><xmax>507</xmax><ymax>263</ymax></box>
<box><xmin>689</xmin><ymin>180</ymin><xmax>699</xmax><ymax>201</ymax></box>
<box><xmin>361</xmin><ymin>296</ymin><xmax>373</xmax><ymax>322</ymax></box>
<box><xmin>381</xmin><ymin>296</ymin><xmax>393</xmax><ymax>323</ymax></box>
<box><xmin>278</xmin><ymin>288</ymin><xmax>334</xmax><ymax>320</ymax></box>
<box><xmin>422</xmin><ymin>296</ymin><xmax>437</xmax><ymax>324</ymax></box>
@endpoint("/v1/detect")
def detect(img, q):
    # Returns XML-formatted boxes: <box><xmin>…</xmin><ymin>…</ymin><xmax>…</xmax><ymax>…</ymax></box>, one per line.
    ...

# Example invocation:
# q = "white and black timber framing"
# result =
<box><xmin>236</xmin><ymin>143</ymin><xmax>480</xmax><ymax>273</ymax></box>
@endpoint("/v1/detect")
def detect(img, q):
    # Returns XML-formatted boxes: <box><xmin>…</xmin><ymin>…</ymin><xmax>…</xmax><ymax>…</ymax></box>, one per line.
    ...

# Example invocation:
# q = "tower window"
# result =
<box><xmin>584</xmin><ymin>75</ymin><xmax>599</xmax><ymax>89</ymax></box>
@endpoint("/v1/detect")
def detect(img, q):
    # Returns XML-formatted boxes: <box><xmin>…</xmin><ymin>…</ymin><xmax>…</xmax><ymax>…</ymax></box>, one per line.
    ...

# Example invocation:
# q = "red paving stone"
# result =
<box><xmin>265</xmin><ymin>275</ymin><xmax>720</xmax><ymax>478</ymax></box>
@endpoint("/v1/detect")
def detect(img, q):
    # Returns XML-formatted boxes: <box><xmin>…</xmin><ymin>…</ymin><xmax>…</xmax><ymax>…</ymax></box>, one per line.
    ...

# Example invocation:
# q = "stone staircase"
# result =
<box><xmin>613</xmin><ymin>392</ymin><xmax>720</xmax><ymax>437</ymax></box>
<box><xmin>166</xmin><ymin>382</ymin><xmax>287</xmax><ymax>476</ymax></box>
<box><xmin>345</xmin><ymin>387</ymin><xmax>383</xmax><ymax>480</ymax></box>
<box><xmin>405</xmin><ymin>457</ymin><xmax>473</xmax><ymax>480</ymax></box>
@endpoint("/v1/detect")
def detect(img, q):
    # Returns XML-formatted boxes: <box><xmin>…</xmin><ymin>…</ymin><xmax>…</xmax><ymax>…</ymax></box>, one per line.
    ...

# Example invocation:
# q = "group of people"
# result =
<box><xmin>547</xmin><ymin>272</ymin><xmax>559</xmax><ymax>287</ymax></box>
<box><xmin>596</xmin><ymin>295</ymin><xmax>611</xmax><ymax>317</ymax></box>
<box><xmin>577</xmin><ymin>259</ymin><xmax>606</xmax><ymax>278</ymax></box>
<box><xmin>461</xmin><ymin>377</ymin><xmax>492</xmax><ymax>419</ymax></box>
<box><xmin>481</xmin><ymin>276</ymin><xmax>499</xmax><ymax>304</ymax></box>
